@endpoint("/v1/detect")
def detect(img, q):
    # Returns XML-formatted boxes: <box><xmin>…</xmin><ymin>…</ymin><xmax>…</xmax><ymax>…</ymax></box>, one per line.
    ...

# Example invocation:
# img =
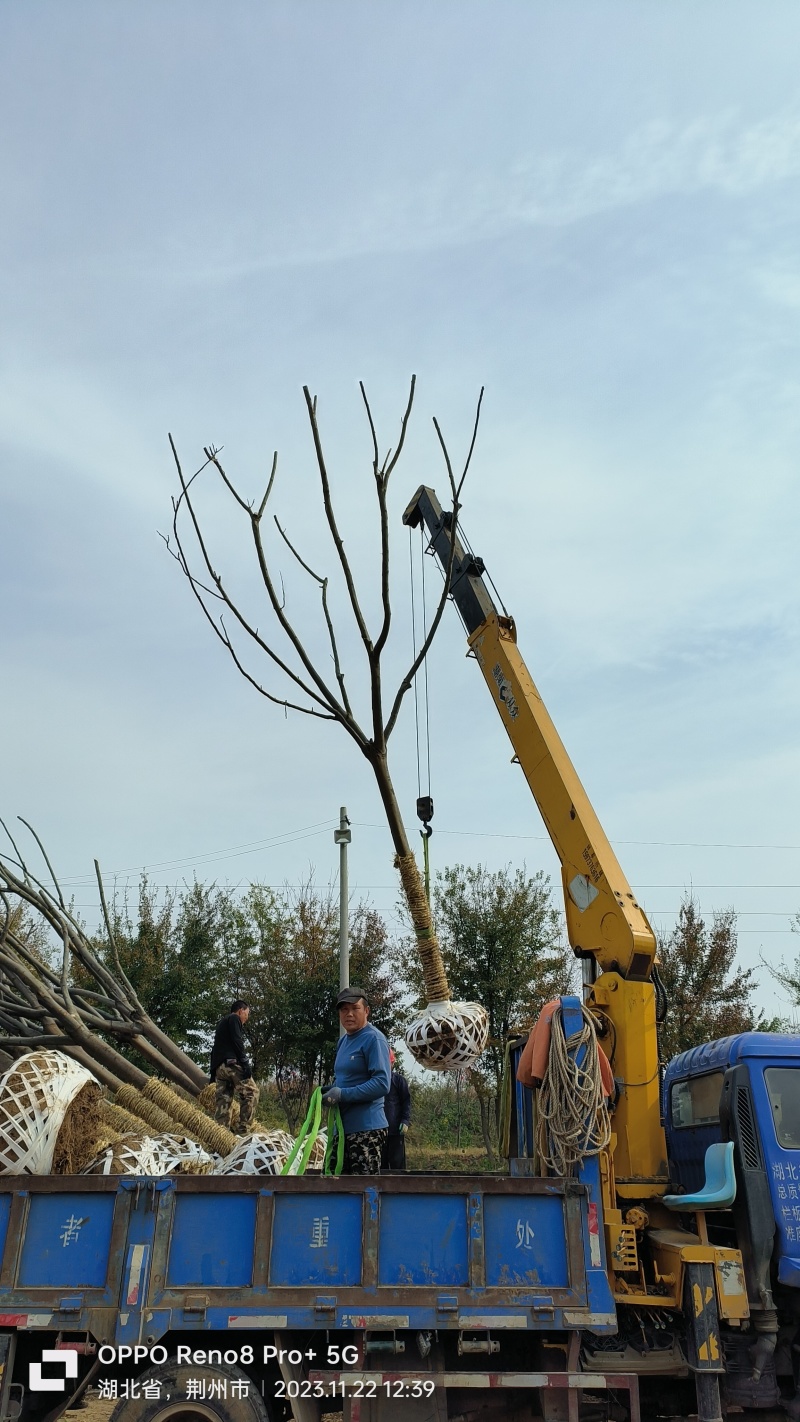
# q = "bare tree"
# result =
<box><xmin>166</xmin><ymin>379</ymin><xmax>488</xmax><ymax>1069</ymax></box>
<box><xmin>0</xmin><ymin>818</ymin><xmax>208</xmax><ymax>1094</ymax></box>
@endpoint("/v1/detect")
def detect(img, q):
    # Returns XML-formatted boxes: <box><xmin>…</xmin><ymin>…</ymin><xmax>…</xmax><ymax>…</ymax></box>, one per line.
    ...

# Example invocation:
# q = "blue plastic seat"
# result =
<box><xmin>663</xmin><ymin>1141</ymin><xmax>736</xmax><ymax>1211</ymax></box>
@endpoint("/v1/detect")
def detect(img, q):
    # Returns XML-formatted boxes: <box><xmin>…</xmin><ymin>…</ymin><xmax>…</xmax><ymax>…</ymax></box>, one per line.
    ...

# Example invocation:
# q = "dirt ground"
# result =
<box><xmin>64</xmin><ymin>1393</ymin><xmax>115</xmax><ymax>1422</ymax></box>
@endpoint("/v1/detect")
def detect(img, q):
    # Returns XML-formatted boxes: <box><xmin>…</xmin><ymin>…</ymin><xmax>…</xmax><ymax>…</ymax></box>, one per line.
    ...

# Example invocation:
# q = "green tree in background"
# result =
<box><xmin>228</xmin><ymin>881</ymin><xmax>403</xmax><ymax>1126</ymax></box>
<box><xmin>90</xmin><ymin>876</ymin><xmax>403</xmax><ymax>1121</ymax></box>
<box><xmin>94</xmin><ymin>876</ymin><xmax>232</xmax><ymax>1058</ymax></box>
<box><xmin>757</xmin><ymin>912</ymin><xmax>800</xmax><ymax>1029</ymax></box>
<box><xmin>656</xmin><ymin>897</ymin><xmax>781</xmax><ymax>1061</ymax></box>
<box><xmin>396</xmin><ymin>863</ymin><xmax>573</xmax><ymax>1152</ymax></box>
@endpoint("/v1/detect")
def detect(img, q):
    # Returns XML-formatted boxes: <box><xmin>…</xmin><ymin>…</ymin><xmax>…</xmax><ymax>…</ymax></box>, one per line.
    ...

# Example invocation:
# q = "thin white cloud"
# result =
<box><xmin>163</xmin><ymin>106</ymin><xmax>800</xmax><ymax>281</ymax></box>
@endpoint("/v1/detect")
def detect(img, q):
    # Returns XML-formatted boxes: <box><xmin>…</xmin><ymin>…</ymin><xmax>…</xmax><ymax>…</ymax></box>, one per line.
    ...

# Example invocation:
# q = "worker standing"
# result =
<box><xmin>322</xmin><ymin>987</ymin><xmax>391</xmax><ymax>1174</ymax></box>
<box><xmin>210</xmin><ymin>1000</ymin><xmax>259</xmax><ymax>1136</ymax></box>
<box><xmin>381</xmin><ymin>1048</ymin><xmax>411</xmax><ymax>1171</ymax></box>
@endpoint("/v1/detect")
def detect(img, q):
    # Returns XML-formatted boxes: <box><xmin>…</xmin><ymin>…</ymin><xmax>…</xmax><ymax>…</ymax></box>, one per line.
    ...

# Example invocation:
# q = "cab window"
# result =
<box><xmin>670</xmin><ymin>1072</ymin><xmax>724</xmax><ymax>1129</ymax></box>
<box><xmin>765</xmin><ymin>1068</ymin><xmax>800</xmax><ymax>1149</ymax></box>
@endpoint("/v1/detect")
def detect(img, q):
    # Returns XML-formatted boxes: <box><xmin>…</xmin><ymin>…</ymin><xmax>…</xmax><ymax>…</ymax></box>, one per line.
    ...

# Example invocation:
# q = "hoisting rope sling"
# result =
<box><xmin>536</xmin><ymin>1004</ymin><xmax>612</xmax><ymax>1177</ymax></box>
<box><xmin>280</xmin><ymin>1086</ymin><xmax>344</xmax><ymax>1177</ymax></box>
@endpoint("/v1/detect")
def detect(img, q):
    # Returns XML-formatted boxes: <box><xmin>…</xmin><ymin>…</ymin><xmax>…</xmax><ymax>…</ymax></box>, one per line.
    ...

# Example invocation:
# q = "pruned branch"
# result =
<box><xmin>274</xmin><ymin>519</ymin><xmax>355</xmax><ymax>720</ymax></box>
<box><xmin>385</xmin><ymin>388</ymin><xmax>484</xmax><ymax>740</ymax></box>
<box><xmin>167</xmin><ymin>436</ymin><xmax>344</xmax><ymax>725</ymax></box>
<box><xmin>303</xmin><ymin>385</ymin><xmax>374</xmax><ymax>654</ymax></box>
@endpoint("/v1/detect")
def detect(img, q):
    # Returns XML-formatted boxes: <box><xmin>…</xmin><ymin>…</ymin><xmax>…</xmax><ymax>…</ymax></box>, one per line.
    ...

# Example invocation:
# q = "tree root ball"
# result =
<box><xmin>405</xmin><ymin>1000</ymin><xmax>489</xmax><ymax>1072</ymax></box>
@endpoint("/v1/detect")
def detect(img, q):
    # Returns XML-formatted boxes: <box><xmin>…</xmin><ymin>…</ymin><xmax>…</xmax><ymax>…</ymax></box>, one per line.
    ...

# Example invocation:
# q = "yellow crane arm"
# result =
<box><xmin>404</xmin><ymin>487</ymin><xmax>667</xmax><ymax>1186</ymax></box>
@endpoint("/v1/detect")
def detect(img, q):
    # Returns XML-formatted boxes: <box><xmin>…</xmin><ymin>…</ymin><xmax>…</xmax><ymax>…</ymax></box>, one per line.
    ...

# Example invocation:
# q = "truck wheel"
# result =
<box><xmin>109</xmin><ymin>1360</ymin><xmax>270</xmax><ymax>1422</ymax></box>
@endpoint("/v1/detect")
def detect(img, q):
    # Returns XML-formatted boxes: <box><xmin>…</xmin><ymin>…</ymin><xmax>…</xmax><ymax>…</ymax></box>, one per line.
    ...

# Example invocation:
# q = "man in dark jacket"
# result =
<box><xmin>381</xmin><ymin>1048</ymin><xmax>411</xmax><ymax>1171</ymax></box>
<box><xmin>211</xmin><ymin>1000</ymin><xmax>259</xmax><ymax>1135</ymax></box>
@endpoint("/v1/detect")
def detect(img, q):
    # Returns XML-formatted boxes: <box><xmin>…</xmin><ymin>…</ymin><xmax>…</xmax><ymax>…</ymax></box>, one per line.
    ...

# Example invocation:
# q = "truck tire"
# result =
<box><xmin>108</xmin><ymin>1360</ymin><xmax>270</xmax><ymax>1422</ymax></box>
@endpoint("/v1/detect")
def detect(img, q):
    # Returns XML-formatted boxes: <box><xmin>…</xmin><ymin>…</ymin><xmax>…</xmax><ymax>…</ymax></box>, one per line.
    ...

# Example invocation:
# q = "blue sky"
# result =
<box><xmin>2</xmin><ymin>3</ymin><xmax>800</xmax><ymax>1019</ymax></box>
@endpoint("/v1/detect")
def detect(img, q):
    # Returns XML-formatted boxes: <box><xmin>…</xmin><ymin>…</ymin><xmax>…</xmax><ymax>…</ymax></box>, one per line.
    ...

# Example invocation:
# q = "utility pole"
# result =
<box><xmin>334</xmin><ymin>807</ymin><xmax>351</xmax><ymax>1037</ymax></box>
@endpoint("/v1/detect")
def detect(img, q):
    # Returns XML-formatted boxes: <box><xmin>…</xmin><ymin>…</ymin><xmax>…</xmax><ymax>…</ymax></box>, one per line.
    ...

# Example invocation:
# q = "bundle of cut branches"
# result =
<box><xmin>0</xmin><ymin>818</ymin><xmax>208</xmax><ymax>1097</ymax></box>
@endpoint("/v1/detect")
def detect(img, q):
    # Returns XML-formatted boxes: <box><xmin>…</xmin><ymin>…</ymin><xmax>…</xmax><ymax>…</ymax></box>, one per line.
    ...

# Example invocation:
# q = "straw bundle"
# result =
<box><xmin>0</xmin><ymin>1050</ymin><xmax>103</xmax><ymax>1175</ymax></box>
<box><xmin>113</xmin><ymin>1084</ymin><xmax>184</xmax><ymax>1136</ymax></box>
<box><xmin>99</xmin><ymin>1098</ymin><xmax>148</xmax><ymax>1136</ymax></box>
<box><xmin>51</xmin><ymin>1081</ymin><xmax>108</xmax><ymax>1173</ymax></box>
<box><xmin>142</xmin><ymin>1077</ymin><xmax>237</xmax><ymax>1157</ymax></box>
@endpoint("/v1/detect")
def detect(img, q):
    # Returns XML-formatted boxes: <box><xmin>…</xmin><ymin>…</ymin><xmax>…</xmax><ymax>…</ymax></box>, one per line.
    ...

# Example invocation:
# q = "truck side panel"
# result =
<box><xmin>0</xmin><ymin>1174</ymin><xmax>616</xmax><ymax>1343</ymax></box>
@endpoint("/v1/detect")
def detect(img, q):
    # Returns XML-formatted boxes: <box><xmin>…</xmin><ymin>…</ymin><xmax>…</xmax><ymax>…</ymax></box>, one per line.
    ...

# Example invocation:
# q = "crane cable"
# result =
<box><xmin>537</xmin><ymin>1004</ymin><xmax>612</xmax><ymax>1177</ymax></box>
<box><xmin>409</xmin><ymin>525</ymin><xmax>434</xmax><ymax>900</ymax></box>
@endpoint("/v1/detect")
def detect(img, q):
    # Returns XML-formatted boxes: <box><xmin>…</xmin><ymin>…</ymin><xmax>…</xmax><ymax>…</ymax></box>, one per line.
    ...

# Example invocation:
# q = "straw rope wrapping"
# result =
<box><xmin>113</xmin><ymin>1085</ymin><xmax>185</xmax><ymax>1138</ymax></box>
<box><xmin>142</xmin><ymin>1077</ymin><xmax>237</xmax><ymax>1157</ymax></box>
<box><xmin>536</xmin><ymin>1004</ymin><xmax>611</xmax><ymax>1178</ymax></box>
<box><xmin>51</xmin><ymin>1081</ymin><xmax>106</xmax><ymax>1173</ymax></box>
<box><xmin>0</xmin><ymin>1050</ymin><xmax>98</xmax><ymax>1175</ymax></box>
<box><xmin>394</xmin><ymin>852</ymin><xmax>450</xmax><ymax>1003</ymax></box>
<box><xmin>395</xmin><ymin>852</ymin><xmax>489</xmax><ymax>1072</ymax></box>
<box><xmin>100</xmin><ymin>1099</ymin><xmax>151</xmax><ymax>1136</ymax></box>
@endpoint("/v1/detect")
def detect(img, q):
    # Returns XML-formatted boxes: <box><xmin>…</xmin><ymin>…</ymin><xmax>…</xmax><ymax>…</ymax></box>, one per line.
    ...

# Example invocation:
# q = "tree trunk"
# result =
<box><xmin>477</xmin><ymin>1093</ymin><xmax>494</xmax><ymax>1159</ymax></box>
<box><xmin>132</xmin><ymin>1018</ymin><xmax>209</xmax><ymax>1090</ymax></box>
<box><xmin>370</xmin><ymin>752</ymin><xmax>451</xmax><ymax>1004</ymax></box>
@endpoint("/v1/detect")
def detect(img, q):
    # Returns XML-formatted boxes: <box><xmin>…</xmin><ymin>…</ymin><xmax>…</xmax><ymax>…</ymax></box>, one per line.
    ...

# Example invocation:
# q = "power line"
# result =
<box><xmin>20</xmin><ymin>819</ymin><xmax>800</xmax><ymax>898</ymax></box>
<box><xmin>50</xmin><ymin>820</ymin><xmax>337</xmax><ymax>885</ymax></box>
<box><xmin>352</xmin><ymin>822</ymin><xmax>800</xmax><ymax>852</ymax></box>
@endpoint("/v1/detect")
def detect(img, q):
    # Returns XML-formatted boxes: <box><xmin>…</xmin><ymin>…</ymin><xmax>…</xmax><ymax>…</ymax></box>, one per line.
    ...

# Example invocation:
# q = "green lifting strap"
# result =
<box><xmin>280</xmin><ymin>1087</ymin><xmax>344</xmax><ymax>1177</ymax></box>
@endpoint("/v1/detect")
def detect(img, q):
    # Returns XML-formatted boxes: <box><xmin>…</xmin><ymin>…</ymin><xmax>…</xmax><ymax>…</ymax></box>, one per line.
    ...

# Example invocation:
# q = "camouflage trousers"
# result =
<box><xmin>343</xmin><ymin>1128</ymin><xmax>387</xmax><ymax>1176</ymax></box>
<box><xmin>214</xmin><ymin>1063</ymin><xmax>259</xmax><ymax>1134</ymax></box>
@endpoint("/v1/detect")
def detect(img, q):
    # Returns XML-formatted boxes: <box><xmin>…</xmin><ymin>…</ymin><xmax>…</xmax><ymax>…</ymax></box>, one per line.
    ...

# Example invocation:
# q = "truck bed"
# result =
<box><xmin>0</xmin><ymin>1172</ymin><xmax>615</xmax><ymax>1344</ymax></box>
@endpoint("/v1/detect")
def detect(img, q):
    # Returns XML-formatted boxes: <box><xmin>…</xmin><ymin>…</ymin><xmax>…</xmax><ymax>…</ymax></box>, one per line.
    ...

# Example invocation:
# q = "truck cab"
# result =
<box><xmin>664</xmin><ymin>1032</ymin><xmax>800</xmax><ymax>1301</ymax></box>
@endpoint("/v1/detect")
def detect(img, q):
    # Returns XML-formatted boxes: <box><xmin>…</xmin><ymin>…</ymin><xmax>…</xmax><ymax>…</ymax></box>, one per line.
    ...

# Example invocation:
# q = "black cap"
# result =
<box><xmin>337</xmin><ymin>986</ymin><xmax>368</xmax><ymax>1007</ymax></box>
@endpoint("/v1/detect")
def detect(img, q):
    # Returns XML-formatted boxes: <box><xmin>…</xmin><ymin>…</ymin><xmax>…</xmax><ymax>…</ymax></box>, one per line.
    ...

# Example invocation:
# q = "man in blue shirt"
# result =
<box><xmin>322</xmin><ymin>987</ymin><xmax>391</xmax><ymax>1175</ymax></box>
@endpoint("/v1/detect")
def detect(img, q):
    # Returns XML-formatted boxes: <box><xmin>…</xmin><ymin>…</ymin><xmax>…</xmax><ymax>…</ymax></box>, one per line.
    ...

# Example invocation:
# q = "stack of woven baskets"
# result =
<box><xmin>0</xmin><ymin>1050</ymin><xmax>302</xmax><ymax>1178</ymax></box>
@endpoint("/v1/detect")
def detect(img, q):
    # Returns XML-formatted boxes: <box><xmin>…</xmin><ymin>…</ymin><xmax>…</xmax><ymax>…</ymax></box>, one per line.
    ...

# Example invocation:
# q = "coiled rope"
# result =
<box><xmin>537</xmin><ymin>1004</ymin><xmax>611</xmax><ymax>1177</ymax></box>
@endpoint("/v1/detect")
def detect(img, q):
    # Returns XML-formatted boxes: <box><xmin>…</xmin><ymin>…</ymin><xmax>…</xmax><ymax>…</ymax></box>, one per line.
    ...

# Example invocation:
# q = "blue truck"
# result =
<box><xmin>0</xmin><ymin>488</ymin><xmax>796</xmax><ymax>1422</ymax></box>
<box><xmin>1</xmin><ymin>1027</ymin><xmax>800</xmax><ymax>1422</ymax></box>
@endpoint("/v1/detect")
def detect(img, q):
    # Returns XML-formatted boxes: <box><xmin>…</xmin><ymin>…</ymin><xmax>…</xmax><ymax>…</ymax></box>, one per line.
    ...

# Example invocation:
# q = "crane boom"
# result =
<box><xmin>404</xmin><ymin>485</ymin><xmax>667</xmax><ymax>1187</ymax></box>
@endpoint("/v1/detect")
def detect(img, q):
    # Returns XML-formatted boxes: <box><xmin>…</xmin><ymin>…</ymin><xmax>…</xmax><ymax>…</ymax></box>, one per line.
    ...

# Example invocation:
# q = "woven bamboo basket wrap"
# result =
<box><xmin>214</xmin><ymin>1131</ymin><xmax>284</xmax><ymax>1176</ymax></box>
<box><xmin>0</xmin><ymin>1050</ymin><xmax>97</xmax><ymax>1174</ymax></box>
<box><xmin>83</xmin><ymin>1131</ymin><xmax>217</xmax><ymax>1176</ymax></box>
<box><xmin>395</xmin><ymin>852</ymin><xmax>489</xmax><ymax>1070</ymax></box>
<box><xmin>142</xmin><ymin>1078</ymin><xmax>237</xmax><ymax>1157</ymax></box>
<box><xmin>306</xmin><ymin>1129</ymin><xmax>327</xmax><ymax>1171</ymax></box>
<box><xmin>405</xmin><ymin>999</ymin><xmax>490</xmax><ymax>1071</ymax></box>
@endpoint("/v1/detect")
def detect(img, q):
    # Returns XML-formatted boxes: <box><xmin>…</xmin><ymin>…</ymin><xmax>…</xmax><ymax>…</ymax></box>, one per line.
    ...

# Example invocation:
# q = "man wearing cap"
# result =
<box><xmin>322</xmin><ymin>987</ymin><xmax>391</xmax><ymax>1175</ymax></box>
